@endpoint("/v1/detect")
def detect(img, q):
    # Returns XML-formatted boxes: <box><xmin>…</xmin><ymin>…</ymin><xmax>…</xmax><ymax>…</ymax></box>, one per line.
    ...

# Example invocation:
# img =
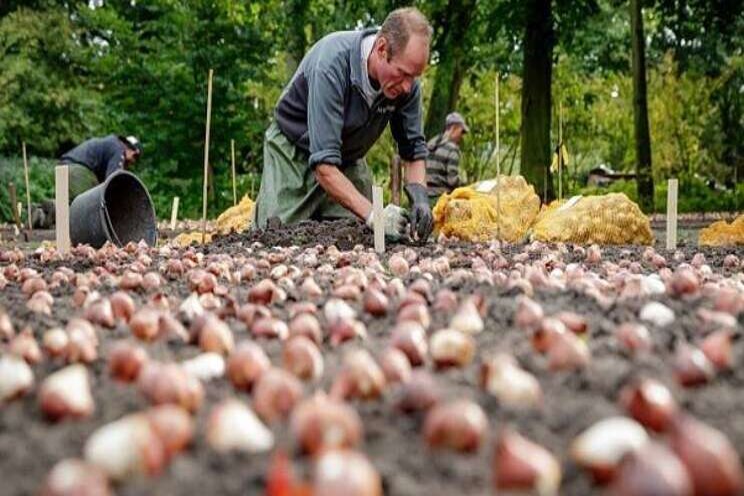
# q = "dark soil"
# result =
<box><xmin>0</xmin><ymin>220</ymin><xmax>743</xmax><ymax>496</ymax></box>
<box><xmin>213</xmin><ymin>218</ymin><xmax>424</xmax><ymax>252</ymax></box>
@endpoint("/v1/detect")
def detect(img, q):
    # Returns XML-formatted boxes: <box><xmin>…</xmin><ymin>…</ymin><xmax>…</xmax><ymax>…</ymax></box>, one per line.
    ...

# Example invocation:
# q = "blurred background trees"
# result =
<box><xmin>0</xmin><ymin>0</ymin><xmax>741</xmax><ymax>220</ymax></box>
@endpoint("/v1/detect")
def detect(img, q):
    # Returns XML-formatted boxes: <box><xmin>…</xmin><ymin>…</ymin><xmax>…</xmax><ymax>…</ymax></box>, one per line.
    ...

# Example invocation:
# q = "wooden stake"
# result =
<box><xmin>390</xmin><ymin>155</ymin><xmax>401</xmax><ymax>206</ymax></box>
<box><xmin>495</xmin><ymin>72</ymin><xmax>501</xmax><ymax>240</ymax></box>
<box><xmin>666</xmin><ymin>178</ymin><xmax>678</xmax><ymax>251</ymax></box>
<box><xmin>8</xmin><ymin>183</ymin><xmax>21</xmax><ymax>230</ymax></box>
<box><xmin>231</xmin><ymin>139</ymin><xmax>237</xmax><ymax>206</ymax></box>
<box><xmin>22</xmin><ymin>142</ymin><xmax>32</xmax><ymax>232</ymax></box>
<box><xmin>202</xmin><ymin>69</ymin><xmax>214</xmax><ymax>244</ymax></box>
<box><xmin>170</xmin><ymin>197</ymin><xmax>180</xmax><ymax>231</ymax></box>
<box><xmin>55</xmin><ymin>166</ymin><xmax>71</xmax><ymax>253</ymax></box>
<box><xmin>372</xmin><ymin>186</ymin><xmax>385</xmax><ymax>254</ymax></box>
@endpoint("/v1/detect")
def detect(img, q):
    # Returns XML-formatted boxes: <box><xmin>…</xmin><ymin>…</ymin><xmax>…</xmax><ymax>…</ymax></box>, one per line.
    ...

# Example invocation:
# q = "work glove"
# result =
<box><xmin>404</xmin><ymin>183</ymin><xmax>433</xmax><ymax>242</ymax></box>
<box><xmin>366</xmin><ymin>204</ymin><xmax>409</xmax><ymax>242</ymax></box>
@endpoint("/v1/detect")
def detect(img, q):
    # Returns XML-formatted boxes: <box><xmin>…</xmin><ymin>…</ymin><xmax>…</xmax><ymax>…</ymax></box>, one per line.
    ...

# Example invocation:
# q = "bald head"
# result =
<box><xmin>379</xmin><ymin>7</ymin><xmax>433</xmax><ymax>59</ymax></box>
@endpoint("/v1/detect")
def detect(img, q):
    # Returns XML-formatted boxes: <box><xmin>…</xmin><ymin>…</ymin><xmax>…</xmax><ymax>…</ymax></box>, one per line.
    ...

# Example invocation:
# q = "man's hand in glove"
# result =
<box><xmin>366</xmin><ymin>204</ymin><xmax>409</xmax><ymax>241</ymax></box>
<box><xmin>404</xmin><ymin>183</ymin><xmax>433</xmax><ymax>242</ymax></box>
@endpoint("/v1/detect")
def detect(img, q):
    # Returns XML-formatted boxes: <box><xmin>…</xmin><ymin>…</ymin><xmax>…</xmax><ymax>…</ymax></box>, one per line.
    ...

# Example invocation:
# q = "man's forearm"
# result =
<box><xmin>402</xmin><ymin>159</ymin><xmax>426</xmax><ymax>185</ymax></box>
<box><xmin>314</xmin><ymin>164</ymin><xmax>372</xmax><ymax>220</ymax></box>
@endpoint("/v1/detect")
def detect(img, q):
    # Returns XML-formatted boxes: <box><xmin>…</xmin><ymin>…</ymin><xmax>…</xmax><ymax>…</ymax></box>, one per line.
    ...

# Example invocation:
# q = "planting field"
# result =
<box><xmin>1</xmin><ymin>220</ymin><xmax>743</xmax><ymax>495</ymax></box>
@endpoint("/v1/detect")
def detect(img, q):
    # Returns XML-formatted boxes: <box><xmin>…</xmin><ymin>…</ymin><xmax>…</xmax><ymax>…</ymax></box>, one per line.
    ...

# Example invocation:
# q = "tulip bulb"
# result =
<box><xmin>670</xmin><ymin>414</ymin><xmax>744</xmax><ymax>496</ymax></box>
<box><xmin>40</xmin><ymin>459</ymin><xmax>112</xmax><ymax>496</ymax></box>
<box><xmin>619</xmin><ymin>378</ymin><xmax>677</xmax><ymax>433</ymax></box>
<box><xmin>610</xmin><ymin>441</ymin><xmax>693</xmax><ymax>496</ymax></box>
<box><xmin>493</xmin><ymin>428</ymin><xmax>562</xmax><ymax>495</ymax></box>
<box><xmin>39</xmin><ymin>364</ymin><xmax>94</xmax><ymax>421</ymax></box>
<box><xmin>423</xmin><ymin>399</ymin><xmax>488</xmax><ymax>453</ymax></box>
<box><xmin>252</xmin><ymin>368</ymin><xmax>303</xmax><ymax>424</ymax></box>
<box><xmin>391</xmin><ymin>321</ymin><xmax>428</xmax><ymax>366</ymax></box>
<box><xmin>290</xmin><ymin>393</ymin><xmax>363</xmax><ymax>455</ymax></box>
<box><xmin>429</xmin><ymin>328</ymin><xmax>475</xmax><ymax>368</ymax></box>
<box><xmin>108</xmin><ymin>341</ymin><xmax>148</xmax><ymax>382</ymax></box>
<box><xmin>282</xmin><ymin>336</ymin><xmax>324</xmax><ymax>381</ymax></box>
<box><xmin>331</xmin><ymin>349</ymin><xmax>386</xmax><ymax>401</ymax></box>
<box><xmin>480</xmin><ymin>354</ymin><xmax>542</xmax><ymax>409</ymax></box>
<box><xmin>570</xmin><ymin>416</ymin><xmax>649</xmax><ymax>484</ymax></box>
<box><xmin>0</xmin><ymin>353</ymin><xmax>33</xmax><ymax>402</ymax></box>
<box><xmin>313</xmin><ymin>450</ymin><xmax>382</xmax><ymax>496</ymax></box>
<box><xmin>206</xmin><ymin>399</ymin><xmax>274</xmax><ymax>453</ymax></box>
<box><xmin>227</xmin><ymin>341</ymin><xmax>271</xmax><ymax>391</ymax></box>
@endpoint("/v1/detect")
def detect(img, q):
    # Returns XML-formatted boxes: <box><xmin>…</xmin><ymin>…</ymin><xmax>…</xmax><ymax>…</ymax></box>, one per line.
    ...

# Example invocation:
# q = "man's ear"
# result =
<box><xmin>375</xmin><ymin>35</ymin><xmax>389</xmax><ymax>61</ymax></box>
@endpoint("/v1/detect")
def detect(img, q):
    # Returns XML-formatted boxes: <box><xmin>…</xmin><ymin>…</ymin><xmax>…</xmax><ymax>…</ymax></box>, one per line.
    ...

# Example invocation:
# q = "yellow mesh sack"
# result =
<box><xmin>172</xmin><ymin>194</ymin><xmax>254</xmax><ymax>247</ymax></box>
<box><xmin>532</xmin><ymin>193</ymin><xmax>653</xmax><ymax>245</ymax></box>
<box><xmin>173</xmin><ymin>231</ymin><xmax>212</xmax><ymax>247</ymax></box>
<box><xmin>215</xmin><ymin>194</ymin><xmax>255</xmax><ymax>235</ymax></box>
<box><xmin>699</xmin><ymin>215</ymin><xmax>744</xmax><ymax>246</ymax></box>
<box><xmin>433</xmin><ymin>175</ymin><xmax>540</xmax><ymax>242</ymax></box>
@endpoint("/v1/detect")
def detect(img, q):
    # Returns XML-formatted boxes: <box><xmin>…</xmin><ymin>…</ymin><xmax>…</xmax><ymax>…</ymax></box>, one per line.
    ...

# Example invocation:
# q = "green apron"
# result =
<box><xmin>67</xmin><ymin>164</ymin><xmax>100</xmax><ymax>202</ymax></box>
<box><xmin>254</xmin><ymin>121</ymin><xmax>372</xmax><ymax>228</ymax></box>
<box><xmin>33</xmin><ymin>164</ymin><xmax>100</xmax><ymax>228</ymax></box>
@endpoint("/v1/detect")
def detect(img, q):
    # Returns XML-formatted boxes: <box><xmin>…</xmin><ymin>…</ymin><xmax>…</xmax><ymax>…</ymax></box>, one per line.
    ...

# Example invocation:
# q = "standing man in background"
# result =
<box><xmin>425</xmin><ymin>112</ymin><xmax>468</xmax><ymax>205</ymax></box>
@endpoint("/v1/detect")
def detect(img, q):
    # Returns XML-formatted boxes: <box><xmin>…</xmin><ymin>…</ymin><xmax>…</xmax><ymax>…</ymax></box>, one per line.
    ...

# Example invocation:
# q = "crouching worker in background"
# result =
<box><xmin>33</xmin><ymin>135</ymin><xmax>142</xmax><ymax>228</ymax></box>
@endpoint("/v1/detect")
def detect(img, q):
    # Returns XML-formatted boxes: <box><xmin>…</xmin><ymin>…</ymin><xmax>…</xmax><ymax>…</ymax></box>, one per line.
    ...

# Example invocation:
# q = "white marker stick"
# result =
<box><xmin>202</xmin><ymin>69</ymin><xmax>214</xmax><ymax>244</ymax></box>
<box><xmin>372</xmin><ymin>186</ymin><xmax>385</xmax><ymax>254</ymax></box>
<box><xmin>170</xmin><ymin>196</ymin><xmax>180</xmax><ymax>231</ymax></box>
<box><xmin>55</xmin><ymin>166</ymin><xmax>71</xmax><ymax>253</ymax></box>
<box><xmin>495</xmin><ymin>72</ymin><xmax>501</xmax><ymax>240</ymax></box>
<box><xmin>666</xmin><ymin>178</ymin><xmax>678</xmax><ymax>251</ymax></box>
<box><xmin>558</xmin><ymin>101</ymin><xmax>564</xmax><ymax>201</ymax></box>
<box><xmin>22</xmin><ymin>142</ymin><xmax>32</xmax><ymax>231</ymax></box>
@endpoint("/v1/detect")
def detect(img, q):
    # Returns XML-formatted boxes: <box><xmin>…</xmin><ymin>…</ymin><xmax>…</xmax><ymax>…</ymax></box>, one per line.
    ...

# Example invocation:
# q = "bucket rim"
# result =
<box><xmin>102</xmin><ymin>170</ymin><xmax>159</xmax><ymax>247</ymax></box>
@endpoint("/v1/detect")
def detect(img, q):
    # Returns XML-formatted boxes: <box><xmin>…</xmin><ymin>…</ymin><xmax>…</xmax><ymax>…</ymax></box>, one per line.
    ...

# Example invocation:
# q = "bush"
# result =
<box><xmin>574</xmin><ymin>177</ymin><xmax>743</xmax><ymax>213</ymax></box>
<box><xmin>0</xmin><ymin>155</ymin><xmax>56</xmax><ymax>223</ymax></box>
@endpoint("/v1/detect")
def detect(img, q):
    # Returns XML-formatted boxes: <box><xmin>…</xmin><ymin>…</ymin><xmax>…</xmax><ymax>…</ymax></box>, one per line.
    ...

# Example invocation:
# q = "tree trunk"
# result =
<box><xmin>424</xmin><ymin>0</ymin><xmax>475</xmax><ymax>138</ymax></box>
<box><xmin>520</xmin><ymin>0</ymin><xmax>554</xmax><ymax>202</ymax></box>
<box><xmin>284</xmin><ymin>0</ymin><xmax>310</xmax><ymax>73</ymax></box>
<box><xmin>631</xmin><ymin>0</ymin><xmax>655</xmax><ymax>212</ymax></box>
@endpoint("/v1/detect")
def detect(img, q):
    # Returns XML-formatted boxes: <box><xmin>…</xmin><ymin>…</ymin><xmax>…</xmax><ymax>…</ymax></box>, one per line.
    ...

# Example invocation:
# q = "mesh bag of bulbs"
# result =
<box><xmin>532</xmin><ymin>193</ymin><xmax>653</xmax><ymax>245</ymax></box>
<box><xmin>433</xmin><ymin>176</ymin><xmax>541</xmax><ymax>243</ymax></box>
<box><xmin>174</xmin><ymin>194</ymin><xmax>255</xmax><ymax>247</ymax></box>
<box><xmin>698</xmin><ymin>214</ymin><xmax>744</xmax><ymax>246</ymax></box>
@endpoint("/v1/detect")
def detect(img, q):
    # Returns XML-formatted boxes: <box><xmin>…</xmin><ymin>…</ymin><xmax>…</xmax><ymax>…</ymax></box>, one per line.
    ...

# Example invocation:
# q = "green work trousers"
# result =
<box><xmin>67</xmin><ymin>164</ymin><xmax>100</xmax><ymax>203</ymax></box>
<box><xmin>253</xmin><ymin>121</ymin><xmax>372</xmax><ymax>228</ymax></box>
<box><xmin>34</xmin><ymin>164</ymin><xmax>99</xmax><ymax>228</ymax></box>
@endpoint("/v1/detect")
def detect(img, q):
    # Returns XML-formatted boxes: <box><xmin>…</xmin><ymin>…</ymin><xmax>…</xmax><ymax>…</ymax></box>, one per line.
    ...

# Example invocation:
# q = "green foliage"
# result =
<box><xmin>0</xmin><ymin>156</ymin><xmax>55</xmax><ymax>224</ymax></box>
<box><xmin>576</xmin><ymin>177</ymin><xmax>743</xmax><ymax>214</ymax></box>
<box><xmin>0</xmin><ymin>7</ymin><xmax>105</xmax><ymax>156</ymax></box>
<box><xmin>0</xmin><ymin>0</ymin><xmax>740</xmax><ymax>221</ymax></box>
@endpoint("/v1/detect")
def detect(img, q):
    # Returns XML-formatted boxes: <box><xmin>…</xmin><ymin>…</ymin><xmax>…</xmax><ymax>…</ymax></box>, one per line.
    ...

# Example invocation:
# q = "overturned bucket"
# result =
<box><xmin>70</xmin><ymin>170</ymin><xmax>158</xmax><ymax>248</ymax></box>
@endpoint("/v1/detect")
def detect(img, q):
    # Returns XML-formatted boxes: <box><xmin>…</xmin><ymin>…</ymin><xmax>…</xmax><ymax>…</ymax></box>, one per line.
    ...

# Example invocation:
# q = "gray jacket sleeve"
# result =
<box><xmin>104</xmin><ymin>149</ymin><xmax>126</xmax><ymax>179</ymax></box>
<box><xmin>307</xmin><ymin>64</ymin><xmax>347</xmax><ymax>169</ymax></box>
<box><xmin>390</xmin><ymin>83</ymin><xmax>428</xmax><ymax>162</ymax></box>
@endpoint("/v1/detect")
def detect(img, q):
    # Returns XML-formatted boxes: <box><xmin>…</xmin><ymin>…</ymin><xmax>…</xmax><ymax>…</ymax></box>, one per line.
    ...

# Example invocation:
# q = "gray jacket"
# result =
<box><xmin>274</xmin><ymin>28</ymin><xmax>428</xmax><ymax>169</ymax></box>
<box><xmin>60</xmin><ymin>135</ymin><xmax>126</xmax><ymax>183</ymax></box>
